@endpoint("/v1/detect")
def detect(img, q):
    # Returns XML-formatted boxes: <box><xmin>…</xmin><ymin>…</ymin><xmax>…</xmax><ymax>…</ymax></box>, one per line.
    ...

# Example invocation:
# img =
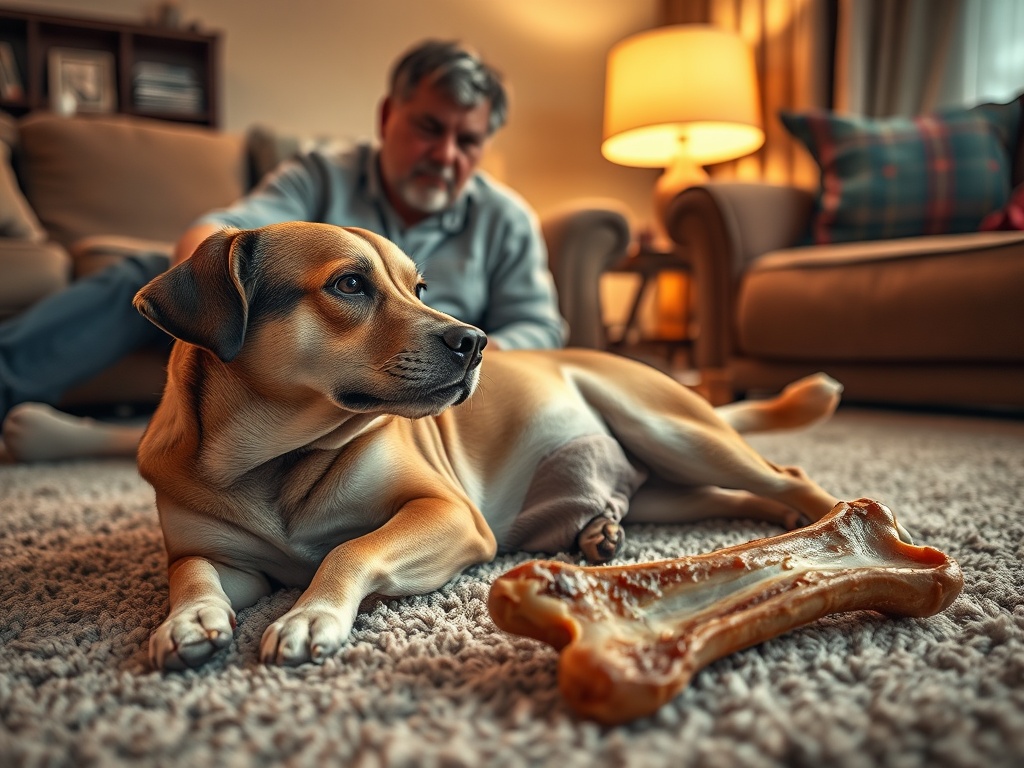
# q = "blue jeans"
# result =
<box><xmin>0</xmin><ymin>254</ymin><xmax>171</xmax><ymax>420</ymax></box>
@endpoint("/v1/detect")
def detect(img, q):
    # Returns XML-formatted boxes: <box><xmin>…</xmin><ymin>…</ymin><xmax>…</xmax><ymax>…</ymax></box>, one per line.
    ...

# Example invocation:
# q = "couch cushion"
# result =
<box><xmin>752</xmin><ymin>229</ymin><xmax>1024</xmax><ymax>270</ymax></box>
<box><xmin>781</xmin><ymin>99</ymin><xmax>1021</xmax><ymax>245</ymax></box>
<box><xmin>17</xmin><ymin>113</ymin><xmax>247</xmax><ymax>249</ymax></box>
<box><xmin>737</xmin><ymin>232</ymin><xmax>1024</xmax><ymax>363</ymax></box>
<box><xmin>0</xmin><ymin>112</ymin><xmax>46</xmax><ymax>242</ymax></box>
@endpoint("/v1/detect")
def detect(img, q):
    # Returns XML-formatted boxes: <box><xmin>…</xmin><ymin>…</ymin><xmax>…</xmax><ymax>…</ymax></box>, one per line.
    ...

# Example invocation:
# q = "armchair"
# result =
<box><xmin>666</xmin><ymin>181</ymin><xmax>1024</xmax><ymax>409</ymax></box>
<box><xmin>666</xmin><ymin>94</ymin><xmax>1024</xmax><ymax>410</ymax></box>
<box><xmin>541</xmin><ymin>198</ymin><xmax>632</xmax><ymax>350</ymax></box>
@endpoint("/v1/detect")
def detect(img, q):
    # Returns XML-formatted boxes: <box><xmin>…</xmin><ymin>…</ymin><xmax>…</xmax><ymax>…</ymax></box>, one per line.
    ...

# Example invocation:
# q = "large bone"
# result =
<box><xmin>488</xmin><ymin>499</ymin><xmax>962</xmax><ymax>726</ymax></box>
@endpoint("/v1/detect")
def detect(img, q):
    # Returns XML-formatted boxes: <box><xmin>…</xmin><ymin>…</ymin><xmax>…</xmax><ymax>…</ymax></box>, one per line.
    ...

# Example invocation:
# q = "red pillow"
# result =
<box><xmin>980</xmin><ymin>183</ymin><xmax>1024</xmax><ymax>230</ymax></box>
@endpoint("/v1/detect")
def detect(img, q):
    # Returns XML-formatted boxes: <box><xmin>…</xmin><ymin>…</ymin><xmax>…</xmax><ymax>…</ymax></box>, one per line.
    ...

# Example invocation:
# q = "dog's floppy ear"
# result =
<box><xmin>133</xmin><ymin>228</ymin><xmax>259</xmax><ymax>362</ymax></box>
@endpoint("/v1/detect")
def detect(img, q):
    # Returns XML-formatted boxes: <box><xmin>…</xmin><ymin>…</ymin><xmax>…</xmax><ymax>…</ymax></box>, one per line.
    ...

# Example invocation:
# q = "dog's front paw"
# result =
<box><xmin>150</xmin><ymin>601</ymin><xmax>236</xmax><ymax>671</ymax></box>
<box><xmin>260</xmin><ymin>606</ymin><xmax>350</xmax><ymax>666</ymax></box>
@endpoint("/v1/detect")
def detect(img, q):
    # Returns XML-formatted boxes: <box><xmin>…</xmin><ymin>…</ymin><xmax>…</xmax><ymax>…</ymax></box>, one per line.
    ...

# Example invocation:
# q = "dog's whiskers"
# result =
<box><xmin>386</xmin><ymin>370</ymin><xmax>422</xmax><ymax>382</ymax></box>
<box><xmin>366</xmin><ymin>349</ymin><xmax>441</xmax><ymax>385</ymax></box>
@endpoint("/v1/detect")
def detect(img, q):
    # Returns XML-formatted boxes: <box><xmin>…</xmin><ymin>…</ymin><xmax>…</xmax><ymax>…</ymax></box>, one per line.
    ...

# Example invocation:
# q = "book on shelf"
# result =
<box><xmin>0</xmin><ymin>42</ymin><xmax>24</xmax><ymax>101</ymax></box>
<box><xmin>132</xmin><ymin>61</ymin><xmax>203</xmax><ymax>114</ymax></box>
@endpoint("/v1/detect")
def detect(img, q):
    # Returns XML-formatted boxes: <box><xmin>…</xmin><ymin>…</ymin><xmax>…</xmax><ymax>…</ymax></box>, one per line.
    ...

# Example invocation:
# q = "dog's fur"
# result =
<box><xmin>134</xmin><ymin>222</ymin><xmax>846</xmax><ymax>670</ymax></box>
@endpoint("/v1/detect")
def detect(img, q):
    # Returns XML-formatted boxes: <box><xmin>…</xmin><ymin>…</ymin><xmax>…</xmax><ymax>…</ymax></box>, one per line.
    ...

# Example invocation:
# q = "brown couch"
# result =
<box><xmin>665</xmin><ymin>170</ymin><xmax>1024</xmax><ymax>411</ymax></box>
<box><xmin>0</xmin><ymin>112</ymin><xmax>629</xmax><ymax>413</ymax></box>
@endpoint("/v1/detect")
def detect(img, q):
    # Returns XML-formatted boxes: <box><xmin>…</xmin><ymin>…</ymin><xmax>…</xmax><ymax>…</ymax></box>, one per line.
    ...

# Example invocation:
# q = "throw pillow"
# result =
<box><xmin>980</xmin><ymin>182</ymin><xmax>1024</xmax><ymax>230</ymax></box>
<box><xmin>780</xmin><ymin>98</ymin><xmax>1021</xmax><ymax>244</ymax></box>
<box><xmin>0</xmin><ymin>111</ymin><xmax>46</xmax><ymax>243</ymax></box>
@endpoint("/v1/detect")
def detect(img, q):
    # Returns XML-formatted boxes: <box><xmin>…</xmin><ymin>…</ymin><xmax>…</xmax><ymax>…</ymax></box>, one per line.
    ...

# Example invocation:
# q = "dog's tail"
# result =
<box><xmin>714</xmin><ymin>373</ymin><xmax>843</xmax><ymax>434</ymax></box>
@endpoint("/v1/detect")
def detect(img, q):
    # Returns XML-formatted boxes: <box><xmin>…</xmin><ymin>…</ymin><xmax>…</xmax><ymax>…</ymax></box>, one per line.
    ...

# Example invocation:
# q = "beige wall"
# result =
<box><xmin>18</xmin><ymin>0</ymin><xmax>662</xmax><ymax>226</ymax></box>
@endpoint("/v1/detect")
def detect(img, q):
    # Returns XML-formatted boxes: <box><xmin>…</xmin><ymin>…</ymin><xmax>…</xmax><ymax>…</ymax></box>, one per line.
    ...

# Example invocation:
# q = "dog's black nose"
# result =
<box><xmin>442</xmin><ymin>325</ymin><xmax>487</xmax><ymax>364</ymax></box>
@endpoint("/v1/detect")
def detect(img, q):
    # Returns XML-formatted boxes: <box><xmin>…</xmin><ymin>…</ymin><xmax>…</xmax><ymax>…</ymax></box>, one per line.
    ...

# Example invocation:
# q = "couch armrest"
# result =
<box><xmin>664</xmin><ymin>182</ymin><xmax>813</xmax><ymax>375</ymax></box>
<box><xmin>541</xmin><ymin>198</ymin><xmax>632</xmax><ymax>349</ymax></box>
<box><xmin>666</xmin><ymin>182</ymin><xmax>815</xmax><ymax>273</ymax></box>
<box><xmin>0</xmin><ymin>238</ymin><xmax>70</xmax><ymax>319</ymax></box>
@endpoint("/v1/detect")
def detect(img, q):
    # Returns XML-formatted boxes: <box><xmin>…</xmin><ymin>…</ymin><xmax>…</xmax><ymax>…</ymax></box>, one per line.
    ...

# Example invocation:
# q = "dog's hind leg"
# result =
<box><xmin>628</xmin><ymin>480</ymin><xmax>813</xmax><ymax>530</ymax></box>
<box><xmin>624</xmin><ymin>420</ymin><xmax>840</xmax><ymax>531</ymax></box>
<box><xmin>501</xmin><ymin>434</ymin><xmax>649</xmax><ymax>565</ymax></box>
<box><xmin>713</xmin><ymin>373</ymin><xmax>843</xmax><ymax>434</ymax></box>
<box><xmin>574</xmin><ymin>368</ymin><xmax>840</xmax><ymax>531</ymax></box>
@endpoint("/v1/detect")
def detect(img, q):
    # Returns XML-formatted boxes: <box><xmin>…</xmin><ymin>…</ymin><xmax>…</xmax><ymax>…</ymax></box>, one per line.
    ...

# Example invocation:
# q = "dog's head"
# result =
<box><xmin>134</xmin><ymin>222</ymin><xmax>486</xmax><ymax>418</ymax></box>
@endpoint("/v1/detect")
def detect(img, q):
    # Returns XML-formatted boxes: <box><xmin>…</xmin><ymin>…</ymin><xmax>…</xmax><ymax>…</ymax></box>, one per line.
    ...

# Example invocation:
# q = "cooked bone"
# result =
<box><xmin>488</xmin><ymin>499</ymin><xmax>962</xmax><ymax>725</ymax></box>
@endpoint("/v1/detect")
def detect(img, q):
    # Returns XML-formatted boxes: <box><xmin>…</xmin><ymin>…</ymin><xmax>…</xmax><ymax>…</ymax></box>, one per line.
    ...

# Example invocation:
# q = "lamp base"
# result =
<box><xmin>653</xmin><ymin>154</ymin><xmax>709</xmax><ymax>241</ymax></box>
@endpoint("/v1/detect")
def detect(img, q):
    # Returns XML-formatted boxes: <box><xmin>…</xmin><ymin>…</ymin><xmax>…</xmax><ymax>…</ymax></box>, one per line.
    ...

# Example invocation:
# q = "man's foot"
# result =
<box><xmin>0</xmin><ymin>402</ymin><xmax>144</xmax><ymax>462</ymax></box>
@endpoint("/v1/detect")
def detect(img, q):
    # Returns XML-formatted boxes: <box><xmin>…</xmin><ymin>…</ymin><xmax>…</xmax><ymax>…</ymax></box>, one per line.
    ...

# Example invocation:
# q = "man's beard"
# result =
<box><xmin>399</xmin><ymin>163</ymin><xmax>456</xmax><ymax>214</ymax></box>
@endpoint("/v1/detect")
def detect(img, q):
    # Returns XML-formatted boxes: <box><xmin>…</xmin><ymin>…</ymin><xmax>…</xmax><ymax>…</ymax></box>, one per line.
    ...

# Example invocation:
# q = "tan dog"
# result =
<box><xmin>134</xmin><ymin>222</ymin><xmax>848</xmax><ymax>671</ymax></box>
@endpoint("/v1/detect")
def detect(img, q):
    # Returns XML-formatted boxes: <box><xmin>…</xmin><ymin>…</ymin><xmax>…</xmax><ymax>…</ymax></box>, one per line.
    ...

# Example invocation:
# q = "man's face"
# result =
<box><xmin>378</xmin><ymin>81</ymin><xmax>492</xmax><ymax>225</ymax></box>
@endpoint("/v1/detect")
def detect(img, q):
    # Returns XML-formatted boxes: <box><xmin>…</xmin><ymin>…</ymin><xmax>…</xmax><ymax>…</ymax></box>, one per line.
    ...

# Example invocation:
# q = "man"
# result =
<box><xmin>0</xmin><ymin>40</ymin><xmax>565</xmax><ymax>462</ymax></box>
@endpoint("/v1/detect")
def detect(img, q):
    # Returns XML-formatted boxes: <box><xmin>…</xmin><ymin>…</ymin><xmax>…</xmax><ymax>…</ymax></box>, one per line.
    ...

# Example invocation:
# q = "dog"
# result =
<box><xmin>134</xmin><ymin>222</ymin><xmax>850</xmax><ymax>671</ymax></box>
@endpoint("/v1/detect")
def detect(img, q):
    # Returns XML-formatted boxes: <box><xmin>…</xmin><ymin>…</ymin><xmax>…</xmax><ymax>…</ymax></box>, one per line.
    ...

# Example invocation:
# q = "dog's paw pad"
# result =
<box><xmin>150</xmin><ymin>603</ymin><xmax>235</xmax><ymax>671</ymax></box>
<box><xmin>259</xmin><ymin>608</ymin><xmax>349</xmax><ymax>666</ymax></box>
<box><xmin>577</xmin><ymin>515</ymin><xmax>625</xmax><ymax>564</ymax></box>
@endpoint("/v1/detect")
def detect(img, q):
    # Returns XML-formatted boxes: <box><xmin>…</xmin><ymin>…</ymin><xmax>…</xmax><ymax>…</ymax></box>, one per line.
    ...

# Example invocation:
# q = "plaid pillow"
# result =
<box><xmin>781</xmin><ymin>99</ymin><xmax>1021</xmax><ymax>244</ymax></box>
<box><xmin>980</xmin><ymin>182</ymin><xmax>1024</xmax><ymax>230</ymax></box>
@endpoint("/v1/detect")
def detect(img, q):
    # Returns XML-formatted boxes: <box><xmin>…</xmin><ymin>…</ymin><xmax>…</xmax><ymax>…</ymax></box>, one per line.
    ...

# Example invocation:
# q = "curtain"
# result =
<box><xmin>935</xmin><ymin>0</ymin><xmax>1024</xmax><ymax>108</ymax></box>
<box><xmin>661</xmin><ymin>0</ymin><xmax>835</xmax><ymax>189</ymax></box>
<box><xmin>836</xmin><ymin>0</ymin><xmax>960</xmax><ymax>117</ymax></box>
<box><xmin>838</xmin><ymin>0</ymin><xmax>1024</xmax><ymax>116</ymax></box>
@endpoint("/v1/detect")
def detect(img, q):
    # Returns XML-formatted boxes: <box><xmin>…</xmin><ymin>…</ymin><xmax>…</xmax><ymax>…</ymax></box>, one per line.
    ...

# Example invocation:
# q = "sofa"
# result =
<box><xmin>665</xmin><ymin>97</ymin><xmax>1024</xmax><ymax>409</ymax></box>
<box><xmin>0</xmin><ymin>112</ymin><xmax>630</xmax><ymax>413</ymax></box>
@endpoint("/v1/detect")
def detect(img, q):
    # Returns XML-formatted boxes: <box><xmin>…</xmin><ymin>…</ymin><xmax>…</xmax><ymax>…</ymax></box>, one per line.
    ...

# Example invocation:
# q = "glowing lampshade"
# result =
<box><xmin>602</xmin><ymin>25</ymin><xmax>764</xmax><ymax>213</ymax></box>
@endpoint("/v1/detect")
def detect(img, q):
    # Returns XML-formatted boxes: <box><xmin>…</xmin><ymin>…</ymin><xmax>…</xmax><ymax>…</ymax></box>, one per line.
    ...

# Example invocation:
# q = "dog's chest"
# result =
<box><xmin>278</xmin><ymin>399</ymin><xmax>617</xmax><ymax>535</ymax></box>
<box><xmin>449</xmin><ymin>399</ymin><xmax>617</xmax><ymax>539</ymax></box>
<box><xmin>195</xmin><ymin>395</ymin><xmax>620</xmax><ymax>580</ymax></box>
<box><xmin>272</xmin><ymin>445</ymin><xmax>397</xmax><ymax>533</ymax></box>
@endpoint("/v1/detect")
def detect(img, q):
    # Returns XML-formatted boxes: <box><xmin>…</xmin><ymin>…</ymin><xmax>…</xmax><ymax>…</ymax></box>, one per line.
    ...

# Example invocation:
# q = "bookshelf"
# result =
<box><xmin>0</xmin><ymin>6</ymin><xmax>220</xmax><ymax>127</ymax></box>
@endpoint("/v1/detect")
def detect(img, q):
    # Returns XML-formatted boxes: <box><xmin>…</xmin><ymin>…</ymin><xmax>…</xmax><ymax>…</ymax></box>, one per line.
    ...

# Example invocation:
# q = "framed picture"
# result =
<box><xmin>0</xmin><ymin>41</ymin><xmax>23</xmax><ymax>101</ymax></box>
<box><xmin>49</xmin><ymin>47</ymin><xmax>116</xmax><ymax>114</ymax></box>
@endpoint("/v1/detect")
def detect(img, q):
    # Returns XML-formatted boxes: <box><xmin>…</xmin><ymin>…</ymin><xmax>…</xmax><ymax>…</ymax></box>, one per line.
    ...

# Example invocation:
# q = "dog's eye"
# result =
<box><xmin>415</xmin><ymin>282</ymin><xmax>427</xmax><ymax>300</ymax></box>
<box><xmin>333</xmin><ymin>275</ymin><xmax>365</xmax><ymax>295</ymax></box>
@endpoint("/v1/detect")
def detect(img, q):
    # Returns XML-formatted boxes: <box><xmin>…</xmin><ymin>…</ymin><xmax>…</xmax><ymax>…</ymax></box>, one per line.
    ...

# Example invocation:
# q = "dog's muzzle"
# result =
<box><xmin>335</xmin><ymin>325</ymin><xmax>486</xmax><ymax>415</ymax></box>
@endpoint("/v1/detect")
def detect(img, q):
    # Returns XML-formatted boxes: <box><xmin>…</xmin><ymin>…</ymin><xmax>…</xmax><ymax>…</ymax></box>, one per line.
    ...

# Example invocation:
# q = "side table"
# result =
<box><xmin>605</xmin><ymin>240</ymin><xmax>694</xmax><ymax>369</ymax></box>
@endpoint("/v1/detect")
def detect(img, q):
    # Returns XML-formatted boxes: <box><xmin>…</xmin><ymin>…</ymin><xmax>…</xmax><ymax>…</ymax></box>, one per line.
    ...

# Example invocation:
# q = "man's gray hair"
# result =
<box><xmin>388</xmin><ymin>40</ymin><xmax>508</xmax><ymax>135</ymax></box>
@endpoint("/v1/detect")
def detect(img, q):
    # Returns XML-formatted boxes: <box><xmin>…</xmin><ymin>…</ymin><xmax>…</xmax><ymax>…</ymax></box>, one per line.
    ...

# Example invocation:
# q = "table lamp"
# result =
<box><xmin>602</xmin><ymin>25</ymin><xmax>765</xmax><ymax>226</ymax></box>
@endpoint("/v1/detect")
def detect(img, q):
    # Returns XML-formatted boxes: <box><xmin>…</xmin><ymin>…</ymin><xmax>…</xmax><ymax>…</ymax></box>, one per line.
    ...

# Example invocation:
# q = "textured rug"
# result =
<box><xmin>1</xmin><ymin>407</ymin><xmax>1022</xmax><ymax>767</ymax></box>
